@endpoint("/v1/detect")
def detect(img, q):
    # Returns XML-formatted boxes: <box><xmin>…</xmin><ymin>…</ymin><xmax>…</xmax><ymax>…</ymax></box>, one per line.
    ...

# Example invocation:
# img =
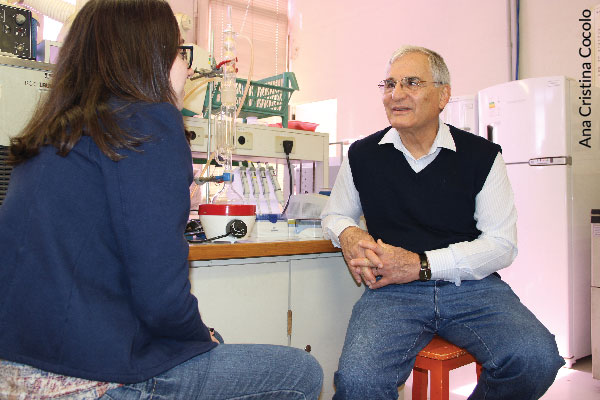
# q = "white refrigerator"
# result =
<box><xmin>478</xmin><ymin>76</ymin><xmax>600</xmax><ymax>367</ymax></box>
<box><xmin>440</xmin><ymin>94</ymin><xmax>478</xmax><ymax>135</ymax></box>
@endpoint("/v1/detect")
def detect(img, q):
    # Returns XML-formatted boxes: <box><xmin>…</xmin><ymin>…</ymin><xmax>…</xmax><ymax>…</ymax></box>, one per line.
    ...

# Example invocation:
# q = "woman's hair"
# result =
<box><xmin>388</xmin><ymin>45</ymin><xmax>451</xmax><ymax>86</ymax></box>
<box><xmin>9</xmin><ymin>0</ymin><xmax>181</xmax><ymax>164</ymax></box>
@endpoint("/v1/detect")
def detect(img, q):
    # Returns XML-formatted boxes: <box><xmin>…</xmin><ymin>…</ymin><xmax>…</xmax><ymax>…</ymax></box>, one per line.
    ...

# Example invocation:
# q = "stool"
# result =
<box><xmin>412</xmin><ymin>335</ymin><xmax>482</xmax><ymax>400</ymax></box>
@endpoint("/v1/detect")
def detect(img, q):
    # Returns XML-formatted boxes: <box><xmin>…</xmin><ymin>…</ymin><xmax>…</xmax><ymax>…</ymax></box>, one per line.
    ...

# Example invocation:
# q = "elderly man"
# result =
<box><xmin>321</xmin><ymin>45</ymin><xmax>564</xmax><ymax>400</ymax></box>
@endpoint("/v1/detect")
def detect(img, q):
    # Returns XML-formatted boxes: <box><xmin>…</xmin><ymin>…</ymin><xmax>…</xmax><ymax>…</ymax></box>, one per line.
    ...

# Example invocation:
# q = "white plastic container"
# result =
<box><xmin>198</xmin><ymin>204</ymin><xmax>256</xmax><ymax>242</ymax></box>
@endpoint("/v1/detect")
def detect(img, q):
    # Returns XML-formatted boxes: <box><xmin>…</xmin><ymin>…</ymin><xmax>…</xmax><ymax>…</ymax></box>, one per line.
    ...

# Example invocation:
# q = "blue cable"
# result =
<box><xmin>516</xmin><ymin>0</ymin><xmax>520</xmax><ymax>80</ymax></box>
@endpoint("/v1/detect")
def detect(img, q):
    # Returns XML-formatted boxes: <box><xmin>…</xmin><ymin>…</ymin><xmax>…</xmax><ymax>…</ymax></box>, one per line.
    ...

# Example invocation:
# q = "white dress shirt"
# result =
<box><xmin>321</xmin><ymin>121</ymin><xmax>518</xmax><ymax>286</ymax></box>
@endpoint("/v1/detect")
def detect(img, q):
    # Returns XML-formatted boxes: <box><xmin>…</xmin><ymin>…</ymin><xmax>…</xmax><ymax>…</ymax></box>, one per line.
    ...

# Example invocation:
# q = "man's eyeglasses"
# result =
<box><xmin>178</xmin><ymin>45</ymin><xmax>194</xmax><ymax>69</ymax></box>
<box><xmin>378</xmin><ymin>77</ymin><xmax>443</xmax><ymax>93</ymax></box>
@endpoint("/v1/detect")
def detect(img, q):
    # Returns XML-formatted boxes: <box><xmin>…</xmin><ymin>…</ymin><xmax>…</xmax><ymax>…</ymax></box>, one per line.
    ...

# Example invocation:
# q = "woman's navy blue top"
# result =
<box><xmin>0</xmin><ymin>101</ymin><xmax>216</xmax><ymax>383</ymax></box>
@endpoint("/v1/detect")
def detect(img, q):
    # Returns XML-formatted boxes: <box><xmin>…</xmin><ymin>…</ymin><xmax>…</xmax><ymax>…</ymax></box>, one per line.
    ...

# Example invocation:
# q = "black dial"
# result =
<box><xmin>226</xmin><ymin>219</ymin><xmax>248</xmax><ymax>238</ymax></box>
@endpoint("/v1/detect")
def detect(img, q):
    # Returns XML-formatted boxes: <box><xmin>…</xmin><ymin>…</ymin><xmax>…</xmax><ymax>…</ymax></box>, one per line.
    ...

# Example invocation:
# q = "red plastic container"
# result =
<box><xmin>198</xmin><ymin>204</ymin><xmax>256</xmax><ymax>216</ymax></box>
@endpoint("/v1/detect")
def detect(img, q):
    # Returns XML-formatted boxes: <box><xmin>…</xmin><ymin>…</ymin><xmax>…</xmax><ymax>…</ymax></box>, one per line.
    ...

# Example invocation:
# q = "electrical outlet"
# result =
<box><xmin>275</xmin><ymin>136</ymin><xmax>295</xmax><ymax>153</ymax></box>
<box><xmin>236</xmin><ymin>131</ymin><xmax>253</xmax><ymax>150</ymax></box>
<box><xmin>188</xmin><ymin>127</ymin><xmax>204</xmax><ymax>146</ymax></box>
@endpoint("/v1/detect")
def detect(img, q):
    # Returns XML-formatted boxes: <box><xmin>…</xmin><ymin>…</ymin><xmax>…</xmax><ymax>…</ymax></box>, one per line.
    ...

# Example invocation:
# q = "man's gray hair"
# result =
<box><xmin>389</xmin><ymin>45</ymin><xmax>451</xmax><ymax>85</ymax></box>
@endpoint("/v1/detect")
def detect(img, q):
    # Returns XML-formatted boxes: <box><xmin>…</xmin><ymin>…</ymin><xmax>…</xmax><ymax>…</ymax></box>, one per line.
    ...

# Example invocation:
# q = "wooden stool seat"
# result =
<box><xmin>412</xmin><ymin>335</ymin><xmax>482</xmax><ymax>400</ymax></box>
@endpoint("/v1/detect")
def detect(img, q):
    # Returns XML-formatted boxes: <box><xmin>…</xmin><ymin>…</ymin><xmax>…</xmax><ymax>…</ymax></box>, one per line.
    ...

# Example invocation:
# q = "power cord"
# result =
<box><xmin>281</xmin><ymin>140</ymin><xmax>294</xmax><ymax>215</ymax></box>
<box><xmin>187</xmin><ymin>219</ymin><xmax>248</xmax><ymax>243</ymax></box>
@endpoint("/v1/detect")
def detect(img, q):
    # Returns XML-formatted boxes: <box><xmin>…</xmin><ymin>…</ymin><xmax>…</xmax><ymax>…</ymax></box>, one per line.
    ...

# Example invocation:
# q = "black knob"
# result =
<box><xmin>238</xmin><ymin>135</ymin><xmax>246</xmax><ymax>145</ymax></box>
<box><xmin>304</xmin><ymin>345</ymin><xmax>311</xmax><ymax>353</ymax></box>
<box><xmin>226</xmin><ymin>219</ymin><xmax>248</xmax><ymax>238</ymax></box>
<box><xmin>189</xmin><ymin>130</ymin><xmax>197</xmax><ymax>140</ymax></box>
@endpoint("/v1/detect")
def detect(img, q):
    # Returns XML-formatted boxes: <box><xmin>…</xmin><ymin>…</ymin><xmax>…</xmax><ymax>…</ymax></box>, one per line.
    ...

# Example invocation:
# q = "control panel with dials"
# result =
<box><xmin>0</xmin><ymin>3</ymin><xmax>35</xmax><ymax>59</ymax></box>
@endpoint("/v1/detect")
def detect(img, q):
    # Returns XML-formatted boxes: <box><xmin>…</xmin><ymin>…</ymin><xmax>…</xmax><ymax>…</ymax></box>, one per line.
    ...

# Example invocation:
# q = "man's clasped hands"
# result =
<box><xmin>338</xmin><ymin>226</ymin><xmax>421</xmax><ymax>289</ymax></box>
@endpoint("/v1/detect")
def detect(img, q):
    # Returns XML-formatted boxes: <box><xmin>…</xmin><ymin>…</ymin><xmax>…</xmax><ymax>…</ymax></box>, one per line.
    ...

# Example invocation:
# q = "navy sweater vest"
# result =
<box><xmin>348</xmin><ymin>124</ymin><xmax>501</xmax><ymax>254</ymax></box>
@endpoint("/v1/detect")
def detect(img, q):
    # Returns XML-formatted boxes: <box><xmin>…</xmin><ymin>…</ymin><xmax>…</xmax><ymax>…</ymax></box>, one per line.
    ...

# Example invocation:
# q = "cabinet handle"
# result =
<box><xmin>304</xmin><ymin>344</ymin><xmax>311</xmax><ymax>353</ymax></box>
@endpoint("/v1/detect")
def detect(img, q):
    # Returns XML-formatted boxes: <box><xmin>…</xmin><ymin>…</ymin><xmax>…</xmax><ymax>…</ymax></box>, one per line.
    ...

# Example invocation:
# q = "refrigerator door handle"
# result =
<box><xmin>486</xmin><ymin>125</ymin><xmax>494</xmax><ymax>142</ymax></box>
<box><xmin>528</xmin><ymin>156</ymin><xmax>571</xmax><ymax>166</ymax></box>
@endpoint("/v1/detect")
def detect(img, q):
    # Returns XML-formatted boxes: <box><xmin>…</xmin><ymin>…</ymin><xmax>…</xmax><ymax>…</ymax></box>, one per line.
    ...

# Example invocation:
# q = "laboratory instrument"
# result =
<box><xmin>267</xmin><ymin>163</ymin><xmax>285</xmax><ymax>208</ymax></box>
<box><xmin>189</xmin><ymin>7</ymin><xmax>256</xmax><ymax>241</ymax></box>
<box><xmin>239</xmin><ymin>164</ymin><xmax>251</xmax><ymax>203</ymax></box>
<box><xmin>248</xmin><ymin>162</ymin><xmax>262</xmax><ymax>213</ymax></box>
<box><xmin>198</xmin><ymin>204</ymin><xmax>256</xmax><ymax>242</ymax></box>
<box><xmin>0</xmin><ymin>55</ymin><xmax>52</xmax><ymax>206</ymax></box>
<box><xmin>0</xmin><ymin>3</ymin><xmax>36</xmax><ymax>59</ymax></box>
<box><xmin>214</xmin><ymin>6</ymin><xmax>237</xmax><ymax>169</ymax></box>
<box><xmin>208</xmin><ymin>6</ymin><xmax>244</xmax><ymax>208</ymax></box>
<box><xmin>257</xmin><ymin>162</ymin><xmax>274</xmax><ymax>213</ymax></box>
<box><xmin>211</xmin><ymin>171</ymin><xmax>244</xmax><ymax>205</ymax></box>
<box><xmin>185</xmin><ymin>117</ymin><xmax>330</xmax><ymax>203</ymax></box>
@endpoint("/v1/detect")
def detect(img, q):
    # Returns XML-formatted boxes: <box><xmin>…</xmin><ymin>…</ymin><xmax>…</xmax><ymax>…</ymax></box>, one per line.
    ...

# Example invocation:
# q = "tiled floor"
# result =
<box><xmin>401</xmin><ymin>356</ymin><xmax>600</xmax><ymax>399</ymax></box>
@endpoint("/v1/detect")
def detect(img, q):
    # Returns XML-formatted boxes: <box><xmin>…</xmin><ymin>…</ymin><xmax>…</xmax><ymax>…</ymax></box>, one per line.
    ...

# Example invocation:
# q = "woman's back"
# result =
<box><xmin>0</xmin><ymin>101</ymin><xmax>216</xmax><ymax>383</ymax></box>
<box><xmin>0</xmin><ymin>0</ymin><xmax>323</xmax><ymax>397</ymax></box>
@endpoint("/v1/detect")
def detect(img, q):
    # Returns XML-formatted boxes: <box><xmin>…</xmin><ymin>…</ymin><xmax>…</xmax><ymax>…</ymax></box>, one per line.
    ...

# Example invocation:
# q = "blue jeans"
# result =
<box><xmin>333</xmin><ymin>275</ymin><xmax>564</xmax><ymax>400</ymax></box>
<box><xmin>101</xmin><ymin>344</ymin><xmax>323</xmax><ymax>399</ymax></box>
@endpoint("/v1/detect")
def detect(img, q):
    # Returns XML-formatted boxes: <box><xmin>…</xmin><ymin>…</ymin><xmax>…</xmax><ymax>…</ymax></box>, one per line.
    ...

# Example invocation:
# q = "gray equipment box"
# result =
<box><xmin>0</xmin><ymin>55</ymin><xmax>52</xmax><ymax>205</ymax></box>
<box><xmin>0</xmin><ymin>3</ymin><xmax>36</xmax><ymax>59</ymax></box>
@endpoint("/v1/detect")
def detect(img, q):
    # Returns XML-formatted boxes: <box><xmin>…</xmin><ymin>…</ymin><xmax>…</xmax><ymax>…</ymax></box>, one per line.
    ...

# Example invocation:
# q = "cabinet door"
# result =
<box><xmin>289</xmin><ymin>254</ymin><xmax>364</xmax><ymax>399</ymax></box>
<box><xmin>189</xmin><ymin>261</ymin><xmax>289</xmax><ymax>345</ymax></box>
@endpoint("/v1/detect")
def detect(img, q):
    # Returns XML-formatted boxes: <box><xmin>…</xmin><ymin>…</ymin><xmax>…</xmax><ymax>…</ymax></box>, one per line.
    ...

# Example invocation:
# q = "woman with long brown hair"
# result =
<box><xmin>0</xmin><ymin>0</ymin><xmax>322</xmax><ymax>398</ymax></box>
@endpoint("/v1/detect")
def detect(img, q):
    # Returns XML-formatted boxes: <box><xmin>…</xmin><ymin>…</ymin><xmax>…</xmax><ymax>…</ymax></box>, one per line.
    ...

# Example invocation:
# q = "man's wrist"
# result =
<box><xmin>418</xmin><ymin>252</ymin><xmax>432</xmax><ymax>281</ymax></box>
<box><xmin>338</xmin><ymin>226</ymin><xmax>362</xmax><ymax>241</ymax></box>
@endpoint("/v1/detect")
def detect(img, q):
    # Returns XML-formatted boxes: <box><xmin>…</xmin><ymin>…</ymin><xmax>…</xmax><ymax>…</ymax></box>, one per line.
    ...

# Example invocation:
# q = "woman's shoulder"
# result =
<box><xmin>112</xmin><ymin>101</ymin><xmax>185</xmax><ymax>139</ymax></box>
<box><xmin>129</xmin><ymin>101</ymin><xmax>179</xmax><ymax>114</ymax></box>
<box><xmin>113</xmin><ymin>101</ymin><xmax>182</xmax><ymax>124</ymax></box>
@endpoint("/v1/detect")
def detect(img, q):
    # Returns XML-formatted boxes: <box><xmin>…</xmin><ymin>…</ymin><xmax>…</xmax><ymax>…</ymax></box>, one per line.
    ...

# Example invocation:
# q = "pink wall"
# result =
<box><xmin>518</xmin><ymin>0</ymin><xmax>596</xmax><ymax>81</ymax></box>
<box><xmin>168</xmin><ymin>0</ymin><xmax>207</xmax><ymax>45</ymax></box>
<box><xmin>168</xmin><ymin>0</ymin><xmax>595</xmax><ymax>143</ymax></box>
<box><xmin>287</xmin><ymin>0</ymin><xmax>511</xmax><ymax>142</ymax></box>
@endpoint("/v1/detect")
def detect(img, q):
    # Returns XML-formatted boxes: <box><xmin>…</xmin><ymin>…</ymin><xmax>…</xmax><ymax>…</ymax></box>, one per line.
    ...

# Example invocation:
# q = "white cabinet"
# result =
<box><xmin>290</xmin><ymin>254</ymin><xmax>364</xmax><ymax>398</ymax></box>
<box><xmin>189</xmin><ymin>258</ymin><xmax>290</xmax><ymax>345</ymax></box>
<box><xmin>188</xmin><ymin>253</ymin><xmax>364</xmax><ymax>398</ymax></box>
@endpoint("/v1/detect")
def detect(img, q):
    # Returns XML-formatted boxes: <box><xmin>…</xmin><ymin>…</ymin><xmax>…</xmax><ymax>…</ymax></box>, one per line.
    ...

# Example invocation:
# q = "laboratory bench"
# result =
<box><xmin>187</xmin><ymin>239</ymin><xmax>363</xmax><ymax>400</ymax></box>
<box><xmin>188</xmin><ymin>238</ymin><xmax>340</xmax><ymax>260</ymax></box>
